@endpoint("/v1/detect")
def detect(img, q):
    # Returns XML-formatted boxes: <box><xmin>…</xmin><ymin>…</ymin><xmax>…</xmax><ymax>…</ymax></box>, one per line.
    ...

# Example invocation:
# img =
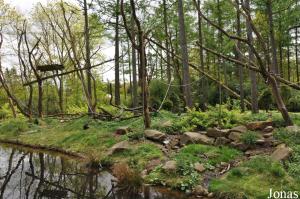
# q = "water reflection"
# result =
<box><xmin>0</xmin><ymin>145</ymin><xmax>194</xmax><ymax>199</ymax></box>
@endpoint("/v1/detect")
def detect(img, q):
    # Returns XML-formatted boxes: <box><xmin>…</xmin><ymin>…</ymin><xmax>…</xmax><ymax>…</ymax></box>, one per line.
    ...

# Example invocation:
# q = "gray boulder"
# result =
<box><xmin>145</xmin><ymin>129</ymin><xmax>166</xmax><ymax>142</ymax></box>
<box><xmin>180</xmin><ymin>132</ymin><xmax>214</xmax><ymax>145</ymax></box>
<box><xmin>207</xmin><ymin>128</ymin><xmax>230</xmax><ymax>138</ymax></box>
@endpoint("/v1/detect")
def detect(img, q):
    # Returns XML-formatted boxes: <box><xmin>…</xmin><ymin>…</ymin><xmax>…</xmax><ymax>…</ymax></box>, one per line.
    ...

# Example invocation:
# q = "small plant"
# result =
<box><xmin>112</xmin><ymin>162</ymin><xmax>143</xmax><ymax>191</ymax></box>
<box><xmin>241</xmin><ymin>131</ymin><xmax>259</xmax><ymax>145</ymax></box>
<box><xmin>127</xmin><ymin>131</ymin><xmax>144</xmax><ymax>141</ymax></box>
<box><xmin>270</xmin><ymin>163</ymin><xmax>286</xmax><ymax>177</ymax></box>
<box><xmin>230</xmin><ymin>168</ymin><xmax>244</xmax><ymax>178</ymax></box>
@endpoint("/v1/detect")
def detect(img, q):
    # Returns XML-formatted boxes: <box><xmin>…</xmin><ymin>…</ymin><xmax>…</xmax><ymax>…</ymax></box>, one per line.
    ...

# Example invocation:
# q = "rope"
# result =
<box><xmin>157</xmin><ymin>75</ymin><xmax>205</xmax><ymax>112</ymax></box>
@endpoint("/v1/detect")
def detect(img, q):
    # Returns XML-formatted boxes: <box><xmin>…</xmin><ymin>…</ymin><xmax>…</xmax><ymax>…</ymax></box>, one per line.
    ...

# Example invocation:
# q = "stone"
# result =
<box><xmin>206</xmin><ymin>128</ymin><xmax>230</xmax><ymax>138</ymax></box>
<box><xmin>246</xmin><ymin>121</ymin><xmax>273</xmax><ymax>131</ymax></box>
<box><xmin>161</xmin><ymin>120</ymin><xmax>172</xmax><ymax>128</ymax></box>
<box><xmin>146</xmin><ymin>158</ymin><xmax>161</xmax><ymax>172</ymax></box>
<box><xmin>145</xmin><ymin>130</ymin><xmax>166</xmax><ymax>142</ymax></box>
<box><xmin>193</xmin><ymin>185</ymin><xmax>209</xmax><ymax>196</ymax></box>
<box><xmin>271</xmin><ymin>147</ymin><xmax>292</xmax><ymax>161</ymax></box>
<box><xmin>230</xmin><ymin>125</ymin><xmax>247</xmax><ymax>133</ymax></box>
<box><xmin>141</xmin><ymin>170</ymin><xmax>148</xmax><ymax>178</ymax></box>
<box><xmin>180</xmin><ymin>132</ymin><xmax>214</xmax><ymax>145</ymax></box>
<box><xmin>230</xmin><ymin>141</ymin><xmax>249</xmax><ymax>151</ymax></box>
<box><xmin>228</xmin><ymin>132</ymin><xmax>241</xmax><ymax>142</ymax></box>
<box><xmin>263</xmin><ymin>126</ymin><xmax>274</xmax><ymax>133</ymax></box>
<box><xmin>194</xmin><ymin>162</ymin><xmax>206</xmax><ymax>173</ymax></box>
<box><xmin>263</xmin><ymin>133</ymin><xmax>273</xmax><ymax>138</ymax></box>
<box><xmin>276</xmin><ymin>143</ymin><xmax>286</xmax><ymax>149</ymax></box>
<box><xmin>256</xmin><ymin>139</ymin><xmax>267</xmax><ymax>145</ymax></box>
<box><xmin>115</xmin><ymin>126</ymin><xmax>131</xmax><ymax>135</ymax></box>
<box><xmin>285</xmin><ymin>125</ymin><xmax>300</xmax><ymax>133</ymax></box>
<box><xmin>107</xmin><ymin>141</ymin><xmax>130</xmax><ymax>155</ymax></box>
<box><xmin>215</xmin><ymin>137</ymin><xmax>231</xmax><ymax>145</ymax></box>
<box><xmin>162</xmin><ymin>161</ymin><xmax>177</xmax><ymax>173</ymax></box>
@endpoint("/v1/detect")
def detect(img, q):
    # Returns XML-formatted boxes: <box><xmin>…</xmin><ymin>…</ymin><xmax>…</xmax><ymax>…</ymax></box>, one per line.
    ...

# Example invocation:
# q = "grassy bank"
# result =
<box><xmin>0</xmin><ymin>109</ymin><xmax>300</xmax><ymax>197</ymax></box>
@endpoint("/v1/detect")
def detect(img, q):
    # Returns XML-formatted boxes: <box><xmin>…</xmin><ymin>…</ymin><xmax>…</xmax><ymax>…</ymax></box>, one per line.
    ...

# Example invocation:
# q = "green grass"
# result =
<box><xmin>110</xmin><ymin>142</ymin><xmax>163</xmax><ymax>170</ymax></box>
<box><xmin>240</xmin><ymin>131</ymin><xmax>260</xmax><ymax>145</ymax></box>
<box><xmin>274</xmin><ymin>127</ymin><xmax>300</xmax><ymax>181</ymax></box>
<box><xmin>209</xmin><ymin>156</ymin><xmax>300</xmax><ymax>199</ymax></box>
<box><xmin>146</xmin><ymin>144</ymin><xmax>241</xmax><ymax>191</ymax></box>
<box><xmin>175</xmin><ymin>144</ymin><xmax>242</xmax><ymax>167</ymax></box>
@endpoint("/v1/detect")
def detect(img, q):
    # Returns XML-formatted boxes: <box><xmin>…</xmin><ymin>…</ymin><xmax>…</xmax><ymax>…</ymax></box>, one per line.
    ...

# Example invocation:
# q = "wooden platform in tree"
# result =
<box><xmin>36</xmin><ymin>64</ymin><xmax>64</xmax><ymax>72</ymax></box>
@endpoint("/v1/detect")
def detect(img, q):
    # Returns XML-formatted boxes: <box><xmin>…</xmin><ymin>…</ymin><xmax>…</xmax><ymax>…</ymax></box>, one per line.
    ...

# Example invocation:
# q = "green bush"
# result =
<box><xmin>162</xmin><ymin>100</ymin><xmax>173</xmax><ymax>111</ymax></box>
<box><xmin>0</xmin><ymin>103</ymin><xmax>13</xmax><ymax>119</ymax></box>
<box><xmin>258</xmin><ymin>88</ymin><xmax>274</xmax><ymax>111</ymax></box>
<box><xmin>287</xmin><ymin>94</ymin><xmax>300</xmax><ymax>112</ymax></box>
<box><xmin>173</xmin><ymin>106</ymin><xmax>242</xmax><ymax>132</ymax></box>
<box><xmin>240</xmin><ymin>131</ymin><xmax>259</xmax><ymax>145</ymax></box>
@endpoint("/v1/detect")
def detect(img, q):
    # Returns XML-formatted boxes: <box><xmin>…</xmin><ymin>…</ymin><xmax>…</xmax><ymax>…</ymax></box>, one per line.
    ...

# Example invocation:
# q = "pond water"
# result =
<box><xmin>0</xmin><ymin>144</ymin><xmax>197</xmax><ymax>199</ymax></box>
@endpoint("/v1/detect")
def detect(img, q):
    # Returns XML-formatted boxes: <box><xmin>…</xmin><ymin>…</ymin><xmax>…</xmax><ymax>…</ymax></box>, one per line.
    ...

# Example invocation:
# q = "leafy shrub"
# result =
<box><xmin>0</xmin><ymin>103</ymin><xmax>12</xmax><ymax>119</ymax></box>
<box><xmin>287</xmin><ymin>94</ymin><xmax>300</xmax><ymax>112</ymax></box>
<box><xmin>173</xmin><ymin>106</ymin><xmax>242</xmax><ymax>132</ymax></box>
<box><xmin>270</xmin><ymin>163</ymin><xmax>285</xmax><ymax>177</ymax></box>
<box><xmin>162</xmin><ymin>99</ymin><xmax>173</xmax><ymax>111</ymax></box>
<box><xmin>258</xmin><ymin>88</ymin><xmax>274</xmax><ymax>111</ymax></box>
<box><xmin>229</xmin><ymin>168</ymin><xmax>244</xmax><ymax>178</ymax></box>
<box><xmin>240</xmin><ymin>131</ymin><xmax>259</xmax><ymax>145</ymax></box>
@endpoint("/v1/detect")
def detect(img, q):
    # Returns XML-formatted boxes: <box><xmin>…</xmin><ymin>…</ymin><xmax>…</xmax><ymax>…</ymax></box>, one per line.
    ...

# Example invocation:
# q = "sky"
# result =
<box><xmin>3</xmin><ymin>0</ymin><xmax>116</xmax><ymax>82</ymax></box>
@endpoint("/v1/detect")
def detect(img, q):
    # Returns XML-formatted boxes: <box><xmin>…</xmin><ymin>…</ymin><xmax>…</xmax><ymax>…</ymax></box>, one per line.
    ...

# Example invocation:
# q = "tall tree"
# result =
<box><xmin>266</xmin><ymin>0</ymin><xmax>279</xmax><ymax>75</ymax></box>
<box><xmin>235</xmin><ymin>0</ymin><xmax>244</xmax><ymax>112</ymax></box>
<box><xmin>83</xmin><ymin>0</ymin><xmax>94</xmax><ymax>113</ymax></box>
<box><xmin>163</xmin><ymin>0</ymin><xmax>171</xmax><ymax>83</ymax></box>
<box><xmin>114</xmin><ymin>0</ymin><xmax>121</xmax><ymax>105</ymax></box>
<box><xmin>177</xmin><ymin>0</ymin><xmax>192</xmax><ymax>108</ymax></box>
<box><xmin>245</xmin><ymin>0</ymin><xmax>259</xmax><ymax>113</ymax></box>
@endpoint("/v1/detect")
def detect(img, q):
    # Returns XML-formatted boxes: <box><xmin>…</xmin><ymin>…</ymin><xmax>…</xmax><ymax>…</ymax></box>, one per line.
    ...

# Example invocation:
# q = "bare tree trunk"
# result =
<box><xmin>59</xmin><ymin>76</ymin><xmax>64</xmax><ymax>114</ymax></box>
<box><xmin>120</xmin><ymin>0</ymin><xmax>151</xmax><ymax>127</ymax></box>
<box><xmin>296</xmin><ymin>29</ymin><xmax>299</xmax><ymax>84</ymax></box>
<box><xmin>37</xmin><ymin>80</ymin><xmax>43</xmax><ymax>117</ymax></box>
<box><xmin>267</xmin><ymin>0</ymin><xmax>279</xmax><ymax>75</ymax></box>
<box><xmin>83</xmin><ymin>0</ymin><xmax>94</xmax><ymax>113</ymax></box>
<box><xmin>178</xmin><ymin>0</ymin><xmax>193</xmax><ymax>108</ymax></box>
<box><xmin>114</xmin><ymin>0</ymin><xmax>121</xmax><ymax>105</ymax></box>
<box><xmin>8</xmin><ymin>98</ymin><xmax>17</xmax><ymax>118</ymax></box>
<box><xmin>245</xmin><ymin>0</ymin><xmax>259</xmax><ymax>113</ymax></box>
<box><xmin>288</xmin><ymin>41</ymin><xmax>291</xmax><ymax>81</ymax></box>
<box><xmin>195</xmin><ymin>0</ymin><xmax>206</xmax><ymax>109</ymax></box>
<box><xmin>131</xmin><ymin>17</ymin><xmax>138</xmax><ymax>108</ymax></box>
<box><xmin>269</xmin><ymin>76</ymin><xmax>293</xmax><ymax>125</ymax></box>
<box><xmin>236</xmin><ymin>0</ymin><xmax>244</xmax><ymax>112</ymax></box>
<box><xmin>163</xmin><ymin>0</ymin><xmax>171</xmax><ymax>82</ymax></box>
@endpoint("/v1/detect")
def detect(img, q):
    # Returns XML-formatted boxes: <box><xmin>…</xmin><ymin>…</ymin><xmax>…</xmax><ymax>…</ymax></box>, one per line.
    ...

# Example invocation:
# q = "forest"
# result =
<box><xmin>0</xmin><ymin>0</ymin><xmax>300</xmax><ymax>198</ymax></box>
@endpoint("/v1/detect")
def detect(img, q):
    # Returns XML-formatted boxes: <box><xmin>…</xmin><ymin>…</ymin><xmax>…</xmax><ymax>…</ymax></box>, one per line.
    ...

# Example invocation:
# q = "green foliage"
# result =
<box><xmin>0</xmin><ymin>118</ymin><xmax>29</xmax><ymax>136</ymax></box>
<box><xmin>173</xmin><ymin>106</ymin><xmax>242</xmax><ymax>132</ymax></box>
<box><xmin>112</xmin><ymin>143</ymin><xmax>163</xmax><ymax>171</ymax></box>
<box><xmin>127</xmin><ymin>131</ymin><xmax>144</xmax><ymax>141</ymax></box>
<box><xmin>287</xmin><ymin>94</ymin><xmax>300</xmax><ymax>112</ymax></box>
<box><xmin>0</xmin><ymin>103</ymin><xmax>13</xmax><ymax>119</ymax></box>
<box><xmin>175</xmin><ymin>144</ymin><xmax>242</xmax><ymax>167</ymax></box>
<box><xmin>210</xmin><ymin>156</ymin><xmax>299</xmax><ymax>198</ymax></box>
<box><xmin>272</xmin><ymin>128</ymin><xmax>300</xmax><ymax>181</ymax></box>
<box><xmin>240</xmin><ymin>131</ymin><xmax>259</xmax><ymax>145</ymax></box>
<box><xmin>258</xmin><ymin>88</ymin><xmax>274</xmax><ymax>111</ymax></box>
